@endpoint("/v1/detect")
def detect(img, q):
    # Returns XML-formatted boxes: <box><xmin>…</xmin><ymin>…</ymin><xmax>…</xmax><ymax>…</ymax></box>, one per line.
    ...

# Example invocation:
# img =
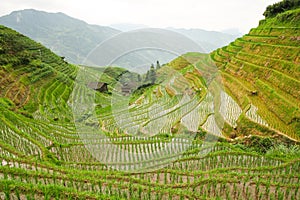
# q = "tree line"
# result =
<box><xmin>143</xmin><ymin>60</ymin><xmax>161</xmax><ymax>84</ymax></box>
<box><xmin>263</xmin><ymin>0</ymin><xmax>300</xmax><ymax>18</ymax></box>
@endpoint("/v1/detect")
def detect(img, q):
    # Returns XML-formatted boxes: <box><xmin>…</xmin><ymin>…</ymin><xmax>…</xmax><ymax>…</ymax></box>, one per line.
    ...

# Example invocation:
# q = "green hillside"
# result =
<box><xmin>211</xmin><ymin>7</ymin><xmax>300</xmax><ymax>141</ymax></box>
<box><xmin>0</xmin><ymin>25</ymin><xmax>76</xmax><ymax>120</ymax></box>
<box><xmin>0</xmin><ymin>2</ymin><xmax>300</xmax><ymax>200</ymax></box>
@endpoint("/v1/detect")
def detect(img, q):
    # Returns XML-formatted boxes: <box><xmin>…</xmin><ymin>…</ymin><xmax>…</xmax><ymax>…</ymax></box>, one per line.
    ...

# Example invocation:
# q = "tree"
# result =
<box><xmin>145</xmin><ymin>70</ymin><xmax>150</xmax><ymax>82</ymax></box>
<box><xmin>137</xmin><ymin>74</ymin><xmax>142</xmax><ymax>82</ymax></box>
<box><xmin>156</xmin><ymin>60</ymin><xmax>161</xmax><ymax>70</ymax></box>
<box><xmin>263</xmin><ymin>0</ymin><xmax>300</xmax><ymax>18</ymax></box>
<box><xmin>149</xmin><ymin>64</ymin><xmax>156</xmax><ymax>84</ymax></box>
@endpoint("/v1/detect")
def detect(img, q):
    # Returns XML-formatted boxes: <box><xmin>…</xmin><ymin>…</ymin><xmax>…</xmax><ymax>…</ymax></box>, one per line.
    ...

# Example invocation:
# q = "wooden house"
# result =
<box><xmin>87</xmin><ymin>82</ymin><xmax>108</xmax><ymax>92</ymax></box>
<box><xmin>121</xmin><ymin>82</ymin><xmax>136</xmax><ymax>96</ymax></box>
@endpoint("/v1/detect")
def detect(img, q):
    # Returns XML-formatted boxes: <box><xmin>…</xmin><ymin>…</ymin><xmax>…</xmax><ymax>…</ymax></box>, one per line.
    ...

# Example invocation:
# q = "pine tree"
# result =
<box><xmin>156</xmin><ymin>60</ymin><xmax>161</xmax><ymax>70</ymax></box>
<box><xmin>137</xmin><ymin>74</ymin><xmax>142</xmax><ymax>82</ymax></box>
<box><xmin>145</xmin><ymin>70</ymin><xmax>150</xmax><ymax>82</ymax></box>
<box><xmin>149</xmin><ymin>64</ymin><xmax>156</xmax><ymax>84</ymax></box>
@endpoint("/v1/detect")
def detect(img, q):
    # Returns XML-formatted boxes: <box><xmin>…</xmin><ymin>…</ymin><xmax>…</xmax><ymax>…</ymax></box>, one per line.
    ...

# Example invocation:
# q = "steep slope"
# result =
<box><xmin>211</xmin><ymin>7</ymin><xmax>300</xmax><ymax>140</ymax></box>
<box><xmin>0</xmin><ymin>9</ymin><xmax>120</xmax><ymax>64</ymax></box>
<box><xmin>0</xmin><ymin>24</ymin><xmax>126</xmax><ymax>162</ymax></box>
<box><xmin>0</xmin><ymin>24</ymin><xmax>76</xmax><ymax>118</ymax></box>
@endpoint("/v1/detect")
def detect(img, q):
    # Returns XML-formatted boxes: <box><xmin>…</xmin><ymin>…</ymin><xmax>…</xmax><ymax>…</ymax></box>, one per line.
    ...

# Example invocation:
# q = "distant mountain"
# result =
<box><xmin>168</xmin><ymin>28</ymin><xmax>238</xmax><ymax>52</ymax></box>
<box><xmin>221</xmin><ymin>28</ymin><xmax>244</xmax><ymax>36</ymax></box>
<box><xmin>110</xmin><ymin>24</ymin><xmax>240</xmax><ymax>53</ymax></box>
<box><xmin>0</xmin><ymin>9</ymin><xmax>120</xmax><ymax>63</ymax></box>
<box><xmin>0</xmin><ymin>9</ymin><xmax>238</xmax><ymax>66</ymax></box>
<box><xmin>110</xmin><ymin>23</ymin><xmax>149</xmax><ymax>31</ymax></box>
<box><xmin>84</xmin><ymin>28</ymin><xmax>205</xmax><ymax>73</ymax></box>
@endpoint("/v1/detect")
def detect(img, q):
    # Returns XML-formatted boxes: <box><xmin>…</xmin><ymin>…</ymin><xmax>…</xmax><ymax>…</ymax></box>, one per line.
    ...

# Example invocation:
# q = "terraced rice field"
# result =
<box><xmin>211</xmin><ymin>9</ymin><xmax>300</xmax><ymax>141</ymax></box>
<box><xmin>0</xmin><ymin>6</ymin><xmax>300</xmax><ymax>200</ymax></box>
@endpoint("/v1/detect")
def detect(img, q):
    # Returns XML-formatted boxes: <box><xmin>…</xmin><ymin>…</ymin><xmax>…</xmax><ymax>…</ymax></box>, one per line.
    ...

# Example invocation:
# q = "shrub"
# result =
<box><xmin>266</xmin><ymin>144</ymin><xmax>300</xmax><ymax>158</ymax></box>
<box><xmin>263</xmin><ymin>0</ymin><xmax>300</xmax><ymax>18</ymax></box>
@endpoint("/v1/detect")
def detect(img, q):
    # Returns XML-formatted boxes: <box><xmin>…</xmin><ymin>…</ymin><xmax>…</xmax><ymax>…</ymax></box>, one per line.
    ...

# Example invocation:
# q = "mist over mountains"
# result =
<box><xmin>0</xmin><ymin>9</ymin><xmax>120</xmax><ymax>64</ymax></box>
<box><xmin>0</xmin><ymin>9</ymin><xmax>239</xmax><ymax>66</ymax></box>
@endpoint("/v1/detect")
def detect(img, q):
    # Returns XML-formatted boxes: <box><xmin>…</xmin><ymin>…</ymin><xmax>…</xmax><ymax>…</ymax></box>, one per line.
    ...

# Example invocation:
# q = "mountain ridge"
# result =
<box><xmin>0</xmin><ymin>9</ymin><xmax>239</xmax><ymax>65</ymax></box>
<box><xmin>0</xmin><ymin>9</ymin><xmax>121</xmax><ymax>64</ymax></box>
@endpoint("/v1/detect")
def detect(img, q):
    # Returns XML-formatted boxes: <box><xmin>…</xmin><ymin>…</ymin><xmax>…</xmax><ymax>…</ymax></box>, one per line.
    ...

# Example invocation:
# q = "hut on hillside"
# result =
<box><xmin>87</xmin><ymin>82</ymin><xmax>108</xmax><ymax>93</ymax></box>
<box><xmin>121</xmin><ymin>82</ymin><xmax>136</xmax><ymax>96</ymax></box>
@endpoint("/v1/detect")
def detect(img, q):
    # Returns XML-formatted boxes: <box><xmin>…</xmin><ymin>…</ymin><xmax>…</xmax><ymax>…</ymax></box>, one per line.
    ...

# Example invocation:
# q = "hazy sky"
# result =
<box><xmin>0</xmin><ymin>0</ymin><xmax>280</xmax><ymax>33</ymax></box>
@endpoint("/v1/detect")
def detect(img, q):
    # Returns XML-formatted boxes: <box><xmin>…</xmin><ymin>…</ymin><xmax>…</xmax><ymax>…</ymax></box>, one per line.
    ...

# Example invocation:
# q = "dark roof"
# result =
<box><xmin>87</xmin><ymin>82</ymin><xmax>107</xmax><ymax>90</ymax></box>
<box><xmin>123</xmin><ymin>82</ymin><xmax>137</xmax><ymax>87</ymax></box>
<box><xmin>121</xmin><ymin>87</ymin><xmax>132</xmax><ymax>92</ymax></box>
<box><xmin>121</xmin><ymin>82</ymin><xmax>137</xmax><ymax>93</ymax></box>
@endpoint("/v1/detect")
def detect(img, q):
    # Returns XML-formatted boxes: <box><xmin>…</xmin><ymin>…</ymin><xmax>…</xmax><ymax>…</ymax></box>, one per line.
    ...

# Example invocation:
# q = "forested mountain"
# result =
<box><xmin>0</xmin><ymin>9</ymin><xmax>120</xmax><ymax>63</ymax></box>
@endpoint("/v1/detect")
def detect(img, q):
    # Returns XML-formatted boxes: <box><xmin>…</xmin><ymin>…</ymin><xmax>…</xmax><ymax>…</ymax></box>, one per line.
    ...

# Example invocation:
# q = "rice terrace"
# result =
<box><xmin>0</xmin><ymin>0</ymin><xmax>299</xmax><ymax>199</ymax></box>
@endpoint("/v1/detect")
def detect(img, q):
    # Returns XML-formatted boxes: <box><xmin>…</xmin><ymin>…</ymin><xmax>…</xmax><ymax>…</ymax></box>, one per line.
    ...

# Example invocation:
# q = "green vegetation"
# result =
<box><xmin>263</xmin><ymin>0</ymin><xmax>300</xmax><ymax>18</ymax></box>
<box><xmin>0</xmin><ymin>1</ymin><xmax>299</xmax><ymax>199</ymax></box>
<box><xmin>211</xmin><ymin>5</ymin><xmax>300</xmax><ymax>141</ymax></box>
